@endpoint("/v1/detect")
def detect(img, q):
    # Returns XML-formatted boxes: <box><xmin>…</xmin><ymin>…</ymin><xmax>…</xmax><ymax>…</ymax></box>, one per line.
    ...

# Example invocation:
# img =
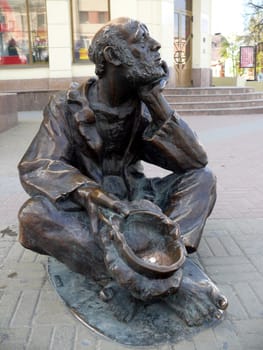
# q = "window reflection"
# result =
<box><xmin>174</xmin><ymin>0</ymin><xmax>192</xmax><ymax>11</ymax></box>
<box><xmin>174</xmin><ymin>4</ymin><xmax>192</xmax><ymax>66</ymax></box>
<box><xmin>71</xmin><ymin>0</ymin><xmax>109</xmax><ymax>63</ymax></box>
<box><xmin>0</xmin><ymin>0</ymin><xmax>48</xmax><ymax>65</ymax></box>
<box><xmin>29</xmin><ymin>0</ymin><xmax>48</xmax><ymax>63</ymax></box>
<box><xmin>174</xmin><ymin>13</ymin><xmax>179</xmax><ymax>38</ymax></box>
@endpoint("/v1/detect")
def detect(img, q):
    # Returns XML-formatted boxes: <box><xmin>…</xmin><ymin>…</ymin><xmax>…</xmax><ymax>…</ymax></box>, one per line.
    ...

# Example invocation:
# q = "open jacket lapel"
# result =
<box><xmin>67</xmin><ymin>79</ymin><xmax>103</xmax><ymax>155</ymax></box>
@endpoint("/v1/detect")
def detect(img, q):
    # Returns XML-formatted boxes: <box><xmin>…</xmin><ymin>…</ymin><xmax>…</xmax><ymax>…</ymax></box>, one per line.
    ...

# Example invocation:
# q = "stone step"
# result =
<box><xmin>176</xmin><ymin>106</ymin><xmax>263</xmax><ymax>116</ymax></box>
<box><xmin>164</xmin><ymin>86</ymin><xmax>263</xmax><ymax>115</ymax></box>
<box><xmin>170</xmin><ymin>99</ymin><xmax>263</xmax><ymax>110</ymax></box>
<box><xmin>164</xmin><ymin>87</ymin><xmax>255</xmax><ymax>95</ymax></box>
<box><xmin>165</xmin><ymin>92</ymin><xmax>263</xmax><ymax>103</ymax></box>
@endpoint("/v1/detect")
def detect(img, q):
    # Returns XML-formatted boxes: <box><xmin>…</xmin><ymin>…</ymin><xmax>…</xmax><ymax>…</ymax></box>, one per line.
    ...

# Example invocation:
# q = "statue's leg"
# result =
<box><xmin>18</xmin><ymin>196</ymin><xmax>138</xmax><ymax>321</ymax></box>
<box><xmin>152</xmin><ymin>167</ymin><xmax>228</xmax><ymax>325</ymax></box>
<box><xmin>18</xmin><ymin>196</ymin><xmax>109</xmax><ymax>282</ymax></box>
<box><xmin>154</xmin><ymin>166</ymin><xmax>217</xmax><ymax>253</ymax></box>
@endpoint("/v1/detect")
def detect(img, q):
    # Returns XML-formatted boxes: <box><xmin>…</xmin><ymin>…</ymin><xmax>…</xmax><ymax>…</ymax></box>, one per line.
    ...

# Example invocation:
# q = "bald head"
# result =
<box><xmin>88</xmin><ymin>17</ymin><xmax>165</xmax><ymax>87</ymax></box>
<box><xmin>88</xmin><ymin>18</ymin><xmax>143</xmax><ymax>78</ymax></box>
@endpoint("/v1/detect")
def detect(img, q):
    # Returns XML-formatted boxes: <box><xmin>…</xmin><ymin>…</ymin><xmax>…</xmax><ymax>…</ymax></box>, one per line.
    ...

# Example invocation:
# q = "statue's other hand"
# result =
<box><xmin>90</xmin><ymin>189</ymin><xmax>129</xmax><ymax>215</ymax></box>
<box><xmin>137</xmin><ymin>60</ymin><xmax>172</xmax><ymax>126</ymax></box>
<box><xmin>158</xmin><ymin>60</ymin><xmax>169</xmax><ymax>89</ymax></box>
<box><xmin>110</xmin><ymin>200</ymin><xmax>130</xmax><ymax>217</ymax></box>
<box><xmin>74</xmin><ymin>187</ymin><xmax>129</xmax><ymax>217</ymax></box>
<box><xmin>138</xmin><ymin>60</ymin><xmax>169</xmax><ymax>99</ymax></box>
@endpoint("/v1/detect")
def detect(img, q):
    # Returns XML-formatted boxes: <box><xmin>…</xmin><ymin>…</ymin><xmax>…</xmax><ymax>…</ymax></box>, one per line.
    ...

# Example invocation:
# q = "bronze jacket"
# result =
<box><xmin>18</xmin><ymin>79</ymin><xmax>207</xmax><ymax>204</ymax></box>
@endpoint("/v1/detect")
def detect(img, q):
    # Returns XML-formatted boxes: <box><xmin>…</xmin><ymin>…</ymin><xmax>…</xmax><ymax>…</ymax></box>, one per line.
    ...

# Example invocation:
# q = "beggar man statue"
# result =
<box><xmin>18</xmin><ymin>18</ymin><xmax>228</xmax><ymax>325</ymax></box>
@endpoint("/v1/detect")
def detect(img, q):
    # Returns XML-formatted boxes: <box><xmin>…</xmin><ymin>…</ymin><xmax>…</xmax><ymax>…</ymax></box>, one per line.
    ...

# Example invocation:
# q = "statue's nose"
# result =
<box><xmin>150</xmin><ymin>38</ymin><xmax>161</xmax><ymax>51</ymax></box>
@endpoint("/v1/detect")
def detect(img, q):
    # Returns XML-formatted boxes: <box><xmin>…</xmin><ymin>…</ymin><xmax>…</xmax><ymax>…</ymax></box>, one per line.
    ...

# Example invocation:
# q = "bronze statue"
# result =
<box><xmin>18</xmin><ymin>17</ymin><xmax>227</xmax><ymax>325</ymax></box>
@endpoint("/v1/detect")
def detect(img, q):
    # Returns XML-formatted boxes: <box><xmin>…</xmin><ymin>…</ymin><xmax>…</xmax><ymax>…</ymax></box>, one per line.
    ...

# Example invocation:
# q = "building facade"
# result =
<box><xmin>0</xmin><ymin>0</ymin><xmax>212</xmax><ymax>95</ymax></box>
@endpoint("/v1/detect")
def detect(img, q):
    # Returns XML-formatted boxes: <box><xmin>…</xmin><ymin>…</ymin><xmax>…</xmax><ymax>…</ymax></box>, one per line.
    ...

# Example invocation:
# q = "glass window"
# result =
<box><xmin>174</xmin><ymin>13</ymin><xmax>179</xmax><ymax>39</ymax></box>
<box><xmin>174</xmin><ymin>12</ymin><xmax>192</xmax><ymax>65</ymax></box>
<box><xmin>174</xmin><ymin>0</ymin><xmax>192</xmax><ymax>12</ymax></box>
<box><xmin>0</xmin><ymin>0</ymin><xmax>48</xmax><ymax>66</ymax></box>
<box><xmin>71</xmin><ymin>0</ymin><xmax>110</xmax><ymax>63</ymax></box>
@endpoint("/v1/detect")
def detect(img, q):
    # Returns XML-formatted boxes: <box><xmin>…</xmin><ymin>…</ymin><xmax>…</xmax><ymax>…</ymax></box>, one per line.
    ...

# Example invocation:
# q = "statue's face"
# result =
<box><xmin>121</xmin><ymin>22</ymin><xmax>166</xmax><ymax>85</ymax></box>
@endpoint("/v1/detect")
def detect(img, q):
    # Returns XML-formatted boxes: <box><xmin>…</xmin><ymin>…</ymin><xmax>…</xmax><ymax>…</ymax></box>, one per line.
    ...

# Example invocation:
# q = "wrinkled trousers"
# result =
<box><xmin>18</xmin><ymin>167</ymin><xmax>216</xmax><ymax>281</ymax></box>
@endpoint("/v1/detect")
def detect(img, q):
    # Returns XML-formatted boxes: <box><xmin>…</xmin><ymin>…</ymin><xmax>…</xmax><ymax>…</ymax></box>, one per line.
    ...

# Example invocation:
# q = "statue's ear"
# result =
<box><xmin>103</xmin><ymin>46</ymin><xmax>121</xmax><ymax>66</ymax></box>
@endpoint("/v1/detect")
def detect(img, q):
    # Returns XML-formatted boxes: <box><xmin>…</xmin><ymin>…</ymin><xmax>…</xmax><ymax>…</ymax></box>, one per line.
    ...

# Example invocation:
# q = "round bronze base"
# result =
<box><xmin>47</xmin><ymin>257</ymin><xmax>223</xmax><ymax>346</ymax></box>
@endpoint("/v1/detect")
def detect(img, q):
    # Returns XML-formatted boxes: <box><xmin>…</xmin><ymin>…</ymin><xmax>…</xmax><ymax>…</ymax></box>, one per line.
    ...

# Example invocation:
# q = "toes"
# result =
<box><xmin>211</xmin><ymin>288</ymin><xmax>228</xmax><ymax>310</ymax></box>
<box><xmin>196</xmin><ymin>300</ymin><xmax>210</xmax><ymax>319</ymax></box>
<box><xmin>213</xmin><ymin>308</ymin><xmax>224</xmax><ymax>320</ymax></box>
<box><xmin>113</xmin><ymin>298</ymin><xmax>137</xmax><ymax>323</ymax></box>
<box><xmin>99</xmin><ymin>286</ymin><xmax>114</xmax><ymax>301</ymax></box>
<box><xmin>183</xmin><ymin>304</ymin><xmax>209</xmax><ymax>327</ymax></box>
<box><xmin>185</xmin><ymin>300</ymin><xmax>213</xmax><ymax>326</ymax></box>
<box><xmin>165</xmin><ymin>293</ymin><xmax>207</xmax><ymax>327</ymax></box>
<box><xmin>115</xmin><ymin>305</ymin><xmax>134</xmax><ymax>322</ymax></box>
<box><xmin>204</xmin><ymin>281</ymin><xmax>228</xmax><ymax>311</ymax></box>
<box><xmin>102</xmin><ymin>284</ymin><xmax>137</xmax><ymax>323</ymax></box>
<box><xmin>217</xmin><ymin>294</ymin><xmax>228</xmax><ymax>310</ymax></box>
<box><xmin>165</xmin><ymin>270</ymin><xmax>228</xmax><ymax>327</ymax></box>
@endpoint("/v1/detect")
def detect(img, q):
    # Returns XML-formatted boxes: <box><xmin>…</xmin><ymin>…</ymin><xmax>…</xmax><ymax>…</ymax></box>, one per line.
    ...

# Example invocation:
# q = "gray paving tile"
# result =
<box><xmin>208</xmin><ymin>271</ymin><xmax>263</xmax><ymax>284</ymax></box>
<box><xmin>0</xmin><ymin>291</ymin><xmax>22</xmax><ymax>328</ymax></box>
<box><xmin>233</xmin><ymin>320</ymin><xmax>263</xmax><ymax>350</ymax></box>
<box><xmin>233</xmin><ymin>282</ymin><xmax>263</xmax><ymax>319</ymax></box>
<box><xmin>34</xmin><ymin>290</ymin><xmax>77</xmax><ymax>326</ymax></box>
<box><xmin>217</xmin><ymin>284</ymin><xmax>248</xmax><ymax>321</ymax></box>
<box><xmin>27</xmin><ymin>325</ymin><xmax>53</xmax><ymax>350</ymax></box>
<box><xmin>206</xmin><ymin>237</ymin><xmax>229</xmax><ymax>257</ymax></box>
<box><xmin>50</xmin><ymin>325</ymin><xmax>76</xmax><ymax>350</ymax></box>
<box><xmin>250</xmin><ymin>281</ymin><xmax>263</xmax><ymax>304</ymax></box>
<box><xmin>0</xmin><ymin>327</ymin><xmax>30</xmax><ymax>349</ymax></box>
<box><xmin>170</xmin><ymin>340</ymin><xmax>195</xmax><ymax>350</ymax></box>
<box><xmin>74</xmin><ymin>324</ymin><xmax>98</xmax><ymax>350</ymax></box>
<box><xmin>194</xmin><ymin>328</ymin><xmax>219</xmax><ymax>350</ymax></box>
<box><xmin>10</xmin><ymin>290</ymin><xmax>40</xmax><ymax>327</ymax></box>
<box><xmin>213</xmin><ymin>320</ymin><xmax>243</xmax><ymax>350</ymax></box>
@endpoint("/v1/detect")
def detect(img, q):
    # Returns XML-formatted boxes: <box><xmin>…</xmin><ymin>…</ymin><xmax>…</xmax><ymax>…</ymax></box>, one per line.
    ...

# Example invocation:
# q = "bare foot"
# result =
<box><xmin>164</xmin><ymin>256</ymin><xmax>228</xmax><ymax>326</ymax></box>
<box><xmin>99</xmin><ymin>282</ymin><xmax>138</xmax><ymax>322</ymax></box>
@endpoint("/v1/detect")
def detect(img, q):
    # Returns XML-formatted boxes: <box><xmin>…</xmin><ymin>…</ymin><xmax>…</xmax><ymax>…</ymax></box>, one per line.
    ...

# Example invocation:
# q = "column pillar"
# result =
<box><xmin>192</xmin><ymin>0</ymin><xmax>212</xmax><ymax>86</ymax></box>
<box><xmin>46</xmin><ymin>0</ymin><xmax>73</xmax><ymax>89</ymax></box>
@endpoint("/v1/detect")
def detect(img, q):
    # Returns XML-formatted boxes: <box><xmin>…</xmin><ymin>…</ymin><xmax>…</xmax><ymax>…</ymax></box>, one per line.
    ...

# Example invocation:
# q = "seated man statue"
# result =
<box><xmin>18</xmin><ymin>17</ymin><xmax>227</xmax><ymax>324</ymax></box>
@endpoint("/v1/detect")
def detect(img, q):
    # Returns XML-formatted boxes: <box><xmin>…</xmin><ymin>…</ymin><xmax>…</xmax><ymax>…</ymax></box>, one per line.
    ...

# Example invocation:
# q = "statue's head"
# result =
<box><xmin>88</xmin><ymin>17</ymin><xmax>166</xmax><ymax>85</ymax></box>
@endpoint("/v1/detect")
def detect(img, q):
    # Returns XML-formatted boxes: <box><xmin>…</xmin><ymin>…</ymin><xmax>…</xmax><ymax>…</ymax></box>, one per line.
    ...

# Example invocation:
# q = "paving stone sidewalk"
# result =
<box><xmin>0</xmin><ymin>112</ymin><xmax>263</xmax><ymax>350</ymax></box>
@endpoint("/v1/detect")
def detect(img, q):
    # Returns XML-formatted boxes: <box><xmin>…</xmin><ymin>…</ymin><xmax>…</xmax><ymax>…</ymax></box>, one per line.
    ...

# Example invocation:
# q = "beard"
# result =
<box><xmin>124</xmin><ymin>57</ymin><xmax>166</xmax><ymax>87</ymax></box>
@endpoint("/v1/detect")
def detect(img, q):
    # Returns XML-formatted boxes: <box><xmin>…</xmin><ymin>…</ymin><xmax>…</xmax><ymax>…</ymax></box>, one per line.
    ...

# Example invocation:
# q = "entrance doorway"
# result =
<box><xmin>174</xmin><ymin>0</ymin><xmax>192</xmax><ymax>86</ymax></box>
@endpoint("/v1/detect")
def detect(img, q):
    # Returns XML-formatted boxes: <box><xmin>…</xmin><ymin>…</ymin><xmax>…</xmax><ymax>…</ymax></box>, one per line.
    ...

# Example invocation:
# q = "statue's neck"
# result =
<box><xmin>92</xmin><ymin>75</ymin><xmax>137</xmax><ymax>108</ymax></box>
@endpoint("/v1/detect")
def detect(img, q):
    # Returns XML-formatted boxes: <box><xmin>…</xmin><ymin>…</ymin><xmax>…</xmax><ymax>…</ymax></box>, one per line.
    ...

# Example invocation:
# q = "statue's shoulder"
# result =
<box><xmin>44</xmin><ymin>90</ymin><xmax>68</xmax><ymax>122</ymax></box>
<box><xmin>45</xmin><ymin>79</ymin><xmax>96</xmax><ymax>124</ymax></box>
<box><xmin>47</xmin><ymin>78</ymin><xmax>96</xmax><ymax>111</ymax></box>
<box><xmin>66</xmin><ymin>78</ymin><xmax>96</xmax><ymax>109</ymax></box>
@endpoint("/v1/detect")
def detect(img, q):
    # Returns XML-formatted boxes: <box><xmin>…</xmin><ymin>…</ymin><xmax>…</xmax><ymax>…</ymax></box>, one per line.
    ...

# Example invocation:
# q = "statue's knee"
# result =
<box><xmin>19</xmin><ymin>197</ymin><xmax>43</xmax><ymax>225</ymax></box>
<box><xmin>18</xmin><ymin>198</ymin><xmax>35</xmax><ymax>248</ymax></box>
<box><xmin>200</xmin><ymin>168</ymin><xmax>217</xmax><ymax>213</ymax></box>
<box><xmin>18</xmin><ymin>197</ymin><xmax>48</xmax><ymax>249</ymax></box>
<box><xmin>196</xmin><ymin>167</ymin><xmax>216</xmax><ymax>191</ymax></box>
<box><xmin>203</xmin><ymin>167</ymin><xmax>216</xmax><ymax>188</ymax></box>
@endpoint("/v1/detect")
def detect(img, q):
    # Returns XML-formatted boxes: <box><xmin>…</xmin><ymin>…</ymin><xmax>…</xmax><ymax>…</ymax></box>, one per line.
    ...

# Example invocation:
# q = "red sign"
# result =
<box><xmin>0</xmin><ymin>23</ymin><xmax>8</xmax><ymax>32</ymax></box>
<box><xmin>240</xmin><ymin>46</ymin><xmax>255</xmax><ymax>68</ymax></box>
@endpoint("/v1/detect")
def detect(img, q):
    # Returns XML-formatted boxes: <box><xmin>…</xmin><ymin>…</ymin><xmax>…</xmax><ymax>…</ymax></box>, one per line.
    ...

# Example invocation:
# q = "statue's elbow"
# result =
<box><xmin>18</xmin><ymin>159</ymin><xmax>27</xmax><ymax>177</ymax></box>
<box><xmin>196</xmin><ymin>153</ymin><xmax>208</xmax><ymax>168</ymax></box>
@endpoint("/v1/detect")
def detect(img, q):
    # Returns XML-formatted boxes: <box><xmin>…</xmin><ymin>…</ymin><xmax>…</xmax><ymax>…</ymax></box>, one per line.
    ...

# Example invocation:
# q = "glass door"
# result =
<box><xmin>174</xmin><ymin>0</ymin><xmax>192</xmax><ymax>86</ymax></box>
